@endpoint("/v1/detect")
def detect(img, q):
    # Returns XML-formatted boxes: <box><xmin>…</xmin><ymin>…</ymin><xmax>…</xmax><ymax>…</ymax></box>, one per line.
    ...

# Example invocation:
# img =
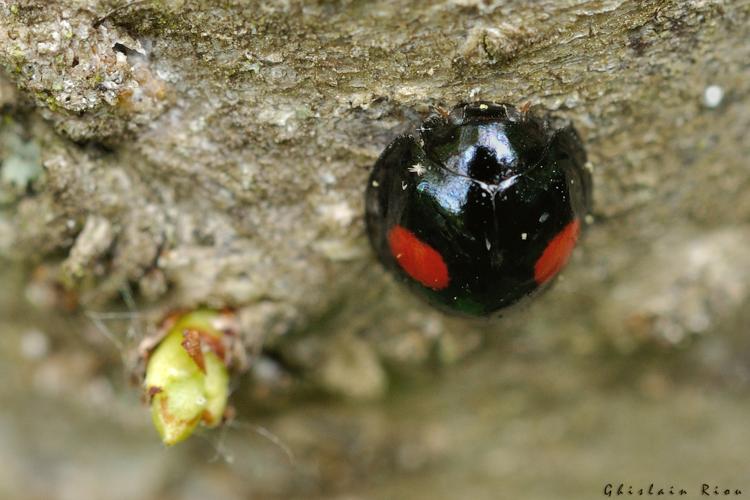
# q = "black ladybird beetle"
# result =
<box><xmin>365</xmin><ymin>102</ymin><xmax>592</xmax><ymax>316</ymax></box>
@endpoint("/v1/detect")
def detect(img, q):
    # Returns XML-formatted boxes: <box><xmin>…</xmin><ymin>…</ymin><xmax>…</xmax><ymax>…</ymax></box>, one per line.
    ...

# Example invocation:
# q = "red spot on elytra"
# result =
<box><xmin>388</xmin><ymin>225</ymin><xmax>450</xmax><ymax>290</ymax></box>
<box><xmin>534</xmin><ymin>219</ymin><xmax>581</xmax><ymax>285</ymax></box>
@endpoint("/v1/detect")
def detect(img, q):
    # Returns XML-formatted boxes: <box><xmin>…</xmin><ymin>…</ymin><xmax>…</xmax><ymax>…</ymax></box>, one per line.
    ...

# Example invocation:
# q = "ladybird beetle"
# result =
<box><xmin>365</xmin><ymin>102</ymin><xmax>592</xmax><ymax>316</ymax></box>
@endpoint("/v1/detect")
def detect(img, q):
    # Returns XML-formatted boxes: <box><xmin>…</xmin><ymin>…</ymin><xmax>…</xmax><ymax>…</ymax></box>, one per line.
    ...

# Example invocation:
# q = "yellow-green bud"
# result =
<box><xmin>144</xmin><ymin>309</ymin><xmax>231</xmax><ymax>446</ymax></box>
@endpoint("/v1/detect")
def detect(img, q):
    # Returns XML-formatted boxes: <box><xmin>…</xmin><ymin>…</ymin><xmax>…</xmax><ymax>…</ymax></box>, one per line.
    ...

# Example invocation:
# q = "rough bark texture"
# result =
<box><xmin>1</xmin><ymin>0</ymin><xmax>749</xmax><ymax>498</ymax></box>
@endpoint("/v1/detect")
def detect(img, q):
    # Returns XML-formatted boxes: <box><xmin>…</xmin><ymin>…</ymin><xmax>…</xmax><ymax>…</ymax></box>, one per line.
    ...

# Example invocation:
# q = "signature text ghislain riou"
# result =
<box><xmin>604</xmin><ymin>484</ymin><xmax>742</xmax><ymax>497</ymax></box>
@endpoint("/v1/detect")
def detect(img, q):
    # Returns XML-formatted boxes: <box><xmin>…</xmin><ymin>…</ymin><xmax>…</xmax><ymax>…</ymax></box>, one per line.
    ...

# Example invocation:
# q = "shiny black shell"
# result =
<box><xmin>365</xmin><ymin>102</ymin><xmax>592</xmax><ymax>316</ymax></box>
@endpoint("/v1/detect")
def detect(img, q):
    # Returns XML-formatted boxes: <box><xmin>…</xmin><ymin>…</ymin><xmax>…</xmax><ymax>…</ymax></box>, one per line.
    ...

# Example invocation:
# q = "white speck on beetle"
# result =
<box><xmin>521</xmin><ymin>233</ymin><xmax>528</xmax><ymax>240</ymax></box>
<box><xmin>401</xmin><ymin>181</ymin><xmax>408</xmax><ymax>190</ymax></box>
<box><xmin>585</xmin><ymin>214</ymin><xmax>595</xmax><ymax>224</ymax></box>
<box><xmin>479</xmin><ymin>103</ymin><xmax>488</xmax><ymax>110</ymax></box>
<box><xmin>485</xmin><ymin>237</ymin><xmax>491</xmax><ymax>250</ymax></box>
<box><xmin>409</xmin><ymin>163</ymin><xmax>427</xmax><ymax>176</ymax></box>
<box><xmin>539</xmin><ymin>213</ymin><xmax>549</xmax><ymax>223</ymax></box>
<box><xmin>372</xmin><ymin>180</ymin><xmax>379</xmax><ymax>187</ymax></box>
<box><xmin>703</xmin><ymin>85</ymin><xmax>724</xmax><ymax>108</ymax></box>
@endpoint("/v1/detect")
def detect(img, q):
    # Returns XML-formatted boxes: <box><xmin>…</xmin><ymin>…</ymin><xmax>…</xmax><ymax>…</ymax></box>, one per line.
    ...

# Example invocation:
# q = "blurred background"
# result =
<box><xmin>3</xmin><ymin>261</ymin><xmax>750</xmax><ymax>499</ymax></box>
